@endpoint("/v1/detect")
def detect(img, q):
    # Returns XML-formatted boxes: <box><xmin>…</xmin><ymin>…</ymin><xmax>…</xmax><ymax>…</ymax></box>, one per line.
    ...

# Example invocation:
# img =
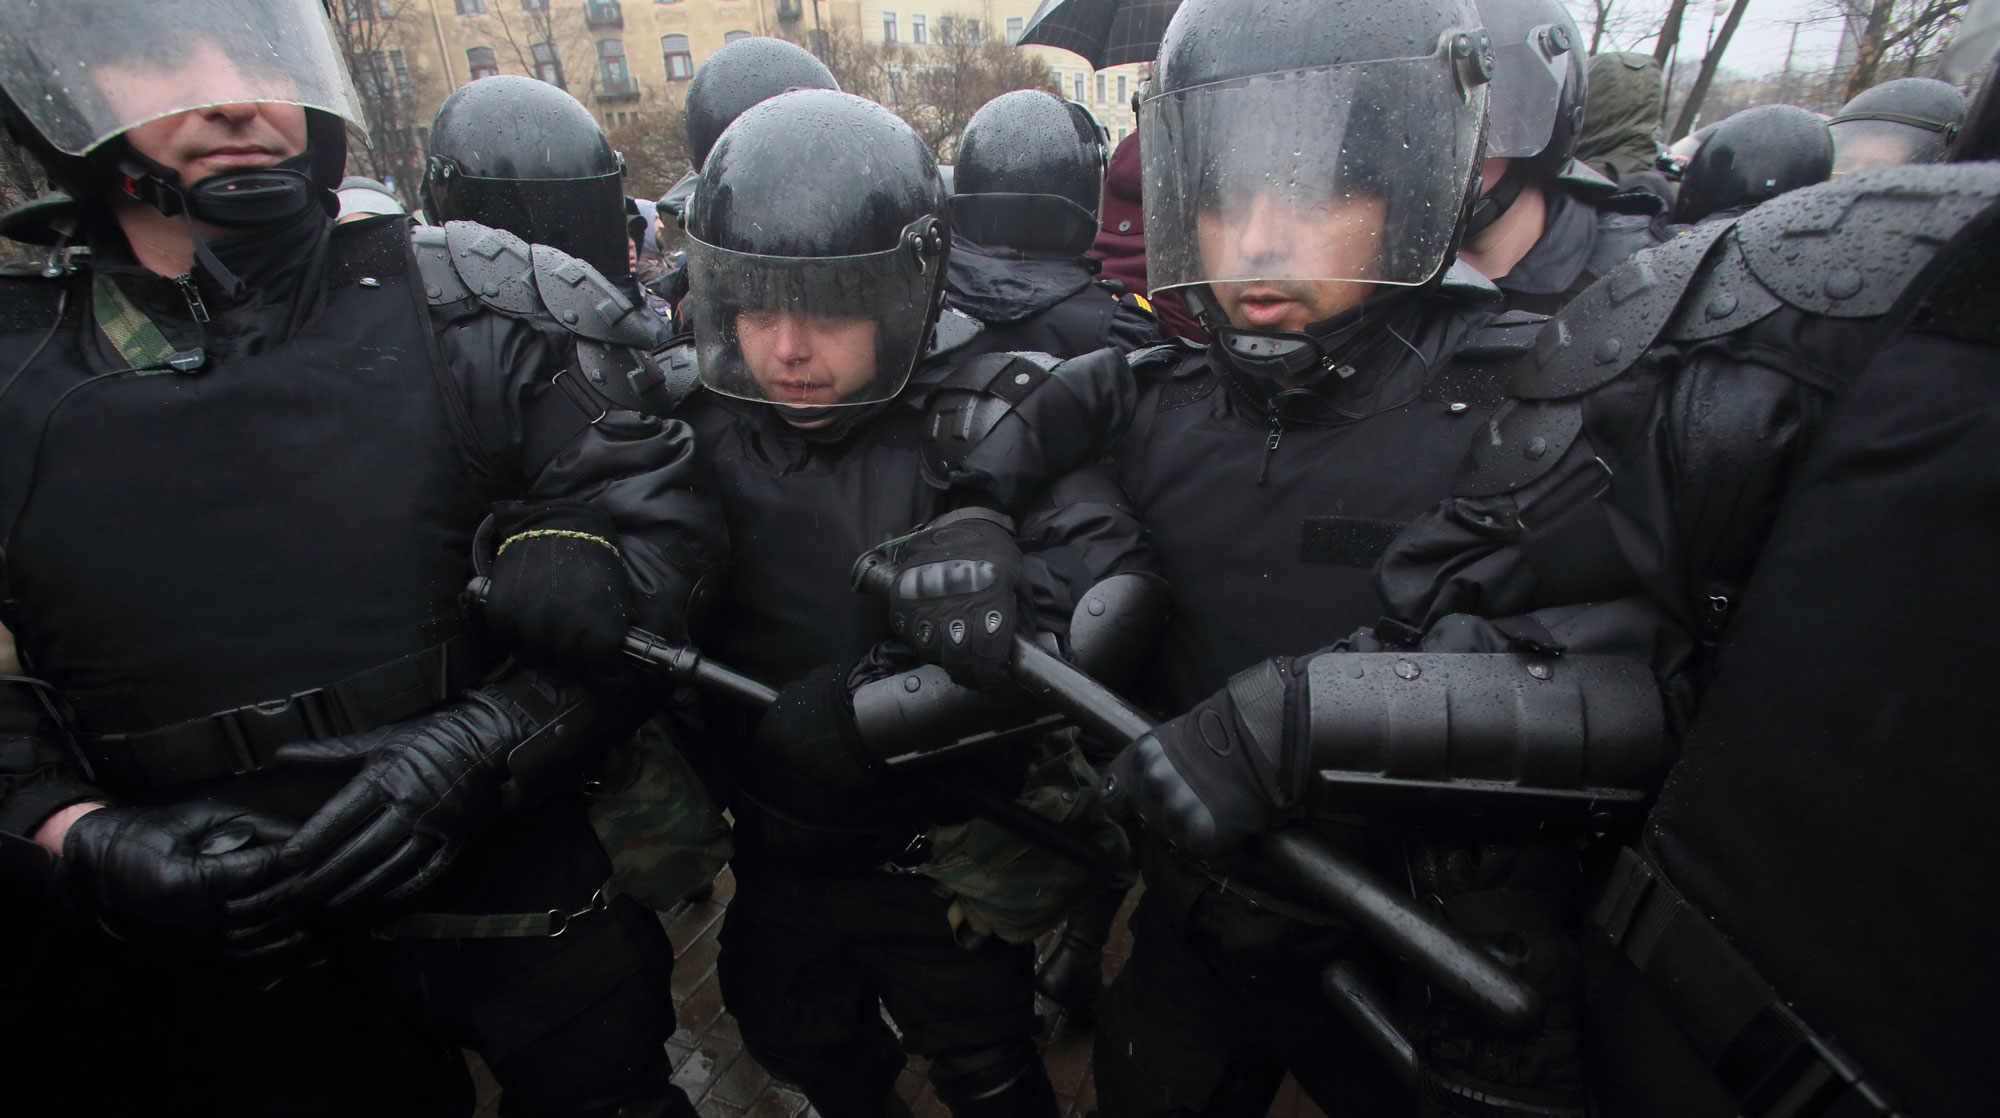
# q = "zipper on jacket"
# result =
<box><xmin>173</xmin><ymin>273</ymin><xmax>211</xmax><ymax>324</ymax></box>
<box><xmin>1255</xmin><ymin>410</ymin><xmax>1283</xmax><ymax>486</ymax></box>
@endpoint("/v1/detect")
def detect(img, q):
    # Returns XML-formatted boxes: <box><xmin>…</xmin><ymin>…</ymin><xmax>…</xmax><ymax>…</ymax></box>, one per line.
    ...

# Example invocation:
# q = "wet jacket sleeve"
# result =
<box><xmin>1012</xmin><ymin>461</ymin><xmax>1159</xmax><ymax>643</ymax></box>
<box><xmin>1368</xmin><ymin>334</ymin><xmax>1838</xmax><ymax>733</ymax></box>
<box><xmin>432</xmin><ymin>308</ymin><xmax>727</xmax><ymax>641</ymax></box>
<box><xmin>0</xmin><ymin>678</ymin><xmax>101</xmax><ymax>863</ymax></box>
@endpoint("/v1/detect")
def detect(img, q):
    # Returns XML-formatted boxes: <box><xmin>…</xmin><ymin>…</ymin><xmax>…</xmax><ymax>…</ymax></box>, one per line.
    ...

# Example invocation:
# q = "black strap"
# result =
<box><xmin>1591</xmin><ymin>846</ymin><xmax>1906</xmax><ymax>1118</ymax></box>
<box><xmin>69</xmin><ymin>633</ymin><xmax>494</xmax><ymax>788</ymax></box>
<box><xmin>518</xmin><ymin>365</ymin><xmax>609</xmax><ymax>477</ymax></box>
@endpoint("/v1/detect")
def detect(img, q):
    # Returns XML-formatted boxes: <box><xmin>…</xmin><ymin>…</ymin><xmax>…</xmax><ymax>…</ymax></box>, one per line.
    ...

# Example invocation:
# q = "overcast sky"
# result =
<box><xmin>1582</xmin><ymin>0</ymin><xmax>1866</xmax><ymax>78</ymax></box>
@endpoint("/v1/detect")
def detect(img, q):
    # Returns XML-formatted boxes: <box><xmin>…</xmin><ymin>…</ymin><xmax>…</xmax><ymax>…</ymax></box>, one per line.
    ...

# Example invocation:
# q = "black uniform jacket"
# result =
<box><xmin>679</xmin><ymin>346</ymin><xmax>1154</xmax><ymax>862</ymax></box>
<box><xmin>945</xmin><ymin>237</ymin><xmax>1159</xmax><ymax>362</ymax></box>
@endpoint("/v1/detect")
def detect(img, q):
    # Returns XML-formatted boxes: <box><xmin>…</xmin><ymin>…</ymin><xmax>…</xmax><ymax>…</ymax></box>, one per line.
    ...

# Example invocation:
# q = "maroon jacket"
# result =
<box><xmin>1089</xmin><ymin>132</ymin><xmax>1208</xmax><ymax>344</ymax></box>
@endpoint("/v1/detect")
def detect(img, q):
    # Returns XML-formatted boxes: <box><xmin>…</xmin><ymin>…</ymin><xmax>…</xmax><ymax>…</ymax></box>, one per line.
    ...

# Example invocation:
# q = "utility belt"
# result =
<box><xmin>66</xmin><ymin>633</ymin><xmax>496</xmax><ymax>788</ymax></box>
<box><xmin>1590</xmin><ymin>845</ymin><xmax>1904</xmax><ymax>1118</ymax></box>
<box><xmin>372</xmin><ymin>880</ymin><xmax>621</xmax><ymax>940</ymax></box>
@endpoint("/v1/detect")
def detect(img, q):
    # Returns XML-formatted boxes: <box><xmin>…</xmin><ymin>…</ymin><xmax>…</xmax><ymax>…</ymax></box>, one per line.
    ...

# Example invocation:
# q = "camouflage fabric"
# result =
<box><xmin>92</xmin><ymin>273</ymin><xmax>179</xmax><ymax>374</ymax></box>
<box><xmin>914</xmin><ymin>730</ymin><xmax>1130</xmax><ymax>945</ymax></box>
<box><xmin>588</xmin><ymin>717</ymin><xmax>732</xmax><ymax>911</ymax></box>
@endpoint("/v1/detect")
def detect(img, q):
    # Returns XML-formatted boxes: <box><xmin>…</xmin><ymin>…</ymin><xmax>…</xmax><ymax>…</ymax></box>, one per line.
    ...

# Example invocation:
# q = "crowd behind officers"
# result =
<box><xmin>2</xmin><ymin>0</ymin><xmax>1994</xmax><ymax>1116</ymax></box>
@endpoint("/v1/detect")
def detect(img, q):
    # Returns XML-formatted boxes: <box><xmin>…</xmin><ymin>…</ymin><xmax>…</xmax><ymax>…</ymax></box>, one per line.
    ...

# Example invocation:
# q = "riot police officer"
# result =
<box><xmin>1081</xmin><ymin>0</ymin><xmax>1543</xmax><ymax>1112</ymax></box>
<box><xmin>673</xmin><ymin>88</ymin><xmax>1152</xmax><ymax>1118</ymax></box>
<box><xmin>1456</xmin><ymin>0</ymin><xmax>1673</xmax><ymax>314</ymax></box>
<box><xmin>943</xmin><ymin>90</ymin><xmax>1158</xmax><ymax>359</ymax></box>
<box><xmin>422</xmin><ymin>75</ymin><xmax>637</xmax><ymax>300</ymax></box>
<box><xmin>0</xmin><ymin>2</ymin><xmax>725</xmax><ymax>1114</ymax></box>
<box><xmin>1672</xmin><ymin>103</ymin><xmax>1834</xmax><ymax>224</ymax></box>
<box><xmin>1112</xmin><ymin>62</ymin><xmax>2000</xmax><ymax>1118</ymax></box>
<box><xmin>1830</xmin><ymin>75</ymin><xmax>1967</xmax><ymax>175</ymax></box>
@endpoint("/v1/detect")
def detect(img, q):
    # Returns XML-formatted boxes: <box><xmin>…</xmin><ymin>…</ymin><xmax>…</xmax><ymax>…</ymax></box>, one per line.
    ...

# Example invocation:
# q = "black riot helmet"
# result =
<box><xmin>1466</xmin><ymin>0</ymin><xmax>1586</xmax><ymax>233</ymax></box>
<box><xmin>684</xmin><ymin>89</ymin><xmax>949</xmax><ymax>413</ymax></box>
<box><xmin>951</xmin><ymin>90</ymin><xmax>1106</xmax><ymax>257</ymax></box>
<box><xmin>1141</xmin><ymin>0</ymin><xmax>1495</xmax><ymax>380</ymax></box>
<box><xmin>1830</xmin><ymin>78</ymin><xmax>1967</xmax><ymax>174</ymax></box>
<box><xmin>684</xmin><ymin>37</ymin><xmax>839</xmax><ymax>170</ymax></box>
<box><xmin>422</xmin><ymin>76</ymin><xmax>629</xmax><ymax>280</ymax></box>
<box><xmin>1672</xmin><ymin>105</ymin><xmax>1833</xmax><ymax>224</ymax></box>
<box><xmin>0</xmin><ymin>0</ymin><xmax>359</xmax><ymax>233</ymax></box>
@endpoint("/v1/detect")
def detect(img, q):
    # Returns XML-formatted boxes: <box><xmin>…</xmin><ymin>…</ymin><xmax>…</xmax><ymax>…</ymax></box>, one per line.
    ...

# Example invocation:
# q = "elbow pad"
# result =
<box><xmin>1293</xmin><ymin>651</ymin><xmax>1668</xmax><ymax>823</ymax></box>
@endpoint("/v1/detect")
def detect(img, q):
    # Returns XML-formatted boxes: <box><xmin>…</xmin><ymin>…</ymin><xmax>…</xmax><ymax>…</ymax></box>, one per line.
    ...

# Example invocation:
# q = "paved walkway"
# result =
<box><xmin>473</xmin><ymin>867</ymin><xmax>1327</xmax><ymax>1118</ymax></box>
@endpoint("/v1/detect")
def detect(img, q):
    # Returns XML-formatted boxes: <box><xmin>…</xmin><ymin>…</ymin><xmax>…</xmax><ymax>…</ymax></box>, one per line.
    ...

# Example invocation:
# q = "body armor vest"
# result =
<box><xmin>0</xmin><ymin>220</ymin><xmax>487</xmax><ymax>761</ymax></box>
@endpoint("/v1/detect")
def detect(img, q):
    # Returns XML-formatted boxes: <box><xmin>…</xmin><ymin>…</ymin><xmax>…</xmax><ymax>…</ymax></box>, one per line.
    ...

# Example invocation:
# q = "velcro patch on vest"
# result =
<box><xmin>1300</xmin><ymin>516</ymin><xmax>1408</xmax><ymax>568</ymax></box>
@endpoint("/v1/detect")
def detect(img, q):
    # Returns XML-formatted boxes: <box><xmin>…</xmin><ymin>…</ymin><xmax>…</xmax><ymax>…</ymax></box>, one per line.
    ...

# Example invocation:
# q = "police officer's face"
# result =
<box><xmin>735</xmin><ymin>310</ymin><xmax>880</xmax><ymax>425</ymax></box>
<box><xmin>103</xmin><ymin>42</ymin><xmax>309</xmax><ymax>187</ymax></box>
<box><xmin>1196</xmin><ymin>190</ymin><xmax>1387</xmax><ymax>332</ymax></box>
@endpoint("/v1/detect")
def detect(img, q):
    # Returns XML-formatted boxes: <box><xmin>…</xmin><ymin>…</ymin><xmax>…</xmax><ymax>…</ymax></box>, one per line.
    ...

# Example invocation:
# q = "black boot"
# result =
<box><xmin>930</xmin><ymin>1043</ymin><xmax>1059</xmax><ymax>1118</ymax></box>
<box><xmin>1035</xmin><ymin>871</ymin><xmax>1133</xmax><ymax>1019</ymax></box>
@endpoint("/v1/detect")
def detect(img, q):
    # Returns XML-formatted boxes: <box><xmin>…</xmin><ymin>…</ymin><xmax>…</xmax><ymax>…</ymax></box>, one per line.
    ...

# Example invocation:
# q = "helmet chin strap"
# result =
<box><xmin>111</xmin><ymin>147</ymin><xmax>322</xmax><ymax>297</ymax></box>
<box><xmin>1464</xmin><ymin>160</ymin><xmax>1531</xmax><ymax>238</ymax></box>
<box><xmin>1196</xmin><ymin>286</ymin><xmax>1406</xmax><ymax>384</ymax></box>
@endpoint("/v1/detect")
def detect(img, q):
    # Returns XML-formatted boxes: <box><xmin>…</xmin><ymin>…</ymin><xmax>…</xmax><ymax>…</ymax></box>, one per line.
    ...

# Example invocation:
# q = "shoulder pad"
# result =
<box><xmin>1437</xmin><ymin>259</ymin><xmax>1503</xmax><ymax>307</ymax></box>
<box><xmin>1452</xmin><ymin>398</ymin><xmax>1584</xmax><ymax>497</ymax></box>
<box><xmin>928</xmin><ymin>306</ymin><xmax>984</xmax><ymax>358</ymax></box>
<box><xmin>920</xmin><ymin>348</ymin><xmax>1129</xmax><ymax>499</ymax></box>
<box><xmin>1516</xmin><ymin>220</ymin><xmax>1732</xmax><ymax>400</ymax></box>
<box><xmin>411</xmin><ymin>225</ymin><xmax>472</xmax><ymax>305</ymax></box>
<box><xmin>0</xmin><ymin>191</ymin><xmax>81</xmax><ymax>248</ymax></box>
<box><xmin>1735</xmin><ymin>162</ymin><xmax>2000</xmax><ymax>318</ymax></box>
<box><xmin>1457</xmin><ymin>309</ymin><xmax>1548</xmax><ymax>360</ymax></box>
<box><xmin>443</xmin><ymin>220</ymin><xmax>539</xmax><ymax>316</ymax></box>
<box><xmin>1126</xmin><ymin>337</ymin><xmax>1205</xmax><ymax>379</ymax></box>
<box><xmin>530</xmin><ymin>243</ymin><xmax>660</xmax><ymax>348</ymax></box>
<box><xmin>1663</xmin><ymin>227</ymin><xmax>1784</xmax><ymax>342</ymax></box>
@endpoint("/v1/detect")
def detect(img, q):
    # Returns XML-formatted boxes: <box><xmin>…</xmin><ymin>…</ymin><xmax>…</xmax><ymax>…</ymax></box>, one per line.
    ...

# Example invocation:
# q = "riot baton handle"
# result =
<box><xmin>851</xmin><ymin>548</ymin><xmax>1543</xmax><ymax>1034</ymax></box>
<box><xmin>460</xmin><ymin>577</ymin><xmax>778</xmax><ymax>707</ymax></box>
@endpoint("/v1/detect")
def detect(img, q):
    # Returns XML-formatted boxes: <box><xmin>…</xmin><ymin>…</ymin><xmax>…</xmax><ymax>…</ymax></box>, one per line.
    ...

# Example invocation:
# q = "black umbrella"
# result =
<box><xmin>1017</xmin><ymin>0</ymin><xmax>1182</xmax><ymax>72</ymax></box>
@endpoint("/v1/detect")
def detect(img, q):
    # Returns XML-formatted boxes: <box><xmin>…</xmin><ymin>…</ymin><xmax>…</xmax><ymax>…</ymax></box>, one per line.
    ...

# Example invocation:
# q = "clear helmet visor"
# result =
<box><xmin>0</xmin><ymin>0</ymin><xmax>365</xmax><ymax>156</ymax></box>
<box><xmin>1484</xmin><ymin>29</ymin><xmax>1570</xmax><ymax>159</ymax></box>
<box><xmin>684</xmin><ymin>221</ymin><xmax>945</xmax><ymax>409</ymax></box>
<box><xmin>1140</xmin><ymin>53</ymin><xmax>1487</xmax><ymax>299</ymax></box>
<box><xmin>1830</xmin><ymin>118</ymin><xmax>1951</xmax><ymax>175</ymax></box>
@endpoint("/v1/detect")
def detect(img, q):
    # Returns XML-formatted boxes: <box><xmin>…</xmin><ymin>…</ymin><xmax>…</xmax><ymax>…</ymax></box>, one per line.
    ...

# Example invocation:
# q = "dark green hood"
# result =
<box><xmin>1577</xmin><ymin>52</ymin><xmax>1665</xmax><ymax>177</ymax></box>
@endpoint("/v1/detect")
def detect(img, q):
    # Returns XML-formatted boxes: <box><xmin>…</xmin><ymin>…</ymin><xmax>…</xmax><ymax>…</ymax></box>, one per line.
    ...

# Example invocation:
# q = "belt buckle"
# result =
<box><xmin>214</xmin><ymin>689</ymin><xmax>348</xmax><ymax>774</ymax></box>
<box><xmin>546</xmin><ymin>884</ymin><xmax>612</xmax><ymax>937</ymax></box>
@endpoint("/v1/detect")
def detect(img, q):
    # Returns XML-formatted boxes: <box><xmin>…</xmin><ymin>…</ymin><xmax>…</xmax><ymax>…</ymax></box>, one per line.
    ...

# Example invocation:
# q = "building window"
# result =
<box><xmin>882</xmin><ymin>10</ymin><xmax>897</xmax><ymax>42</ymax></box>
<box><xmin>343</xmin><ymin>0</ymin><xmax>392</xmax><ymax>20</ymax></box>
<box><xmin>1118</xmin><ymin>127</ymin><xmax>1128</xmax><ymax>142</ymax></box>
<box><xmin>468</xmin><ymin>46</ymin><xmax>499</xmax><ymax>79</ymax></box>
<box><xmin>911</xmin><ymin>14</ymin><xmax>926</xmax><ymax>43</ymax></box>
<box><xmin>886</xmin><ymin>67</ymin><xmax>905</xmax><ymax>104</ymax></box>
<box><xmin>522</xmin><ymin>0</ymin><xmax>547</xmax><ymax>9</ymax></box>
<box><xmin>724</xmin><ymin>29</ymin><xmax>751</xmax><ymax>43</ymax></box>
<box><xmin>532</xmin><ymin>41</ymin><xmax>565</xmax><ymax>87</ymax></box>
<box><xmin>455</xmin><ymin>0</ymin><xmax>485</xmax><ymax>13</ymax></box>
<box><xmin>662</xmin><ymin>34</ymin><xmax>692</xmax><ymax>79</ymax></box>
<box><xmin>389</xmin><ymin>49</ymin><xmax>413</xmax><ymax>96</ymax></box>
<box><xmin>1006</xmin><ymin>15</ymin><xmax>1022</xmax><ymax>42</ymax></box>
<box><xmin>962</xmin><ymin>18</ymin><xmax>979</xmax><ymax>41</ymax></box>
<box><xmin>1073</xmin><ymin>73</ymin><xmax>1084</xmax><ymax>102</ymax></box>
<box><xmin>598</xmin><ymin>38</ymin><xmax>630</xmax><ymax>91</ymax></box>
<box><xmin>1096</xmin><ymin>73</ymin><xmax>1106</xmax><ymax>103</ymax></box>
<box><xmin>1116</xmin><ymin>74</ymin><xmax>1127</xmax><ymax>104</ymax></box>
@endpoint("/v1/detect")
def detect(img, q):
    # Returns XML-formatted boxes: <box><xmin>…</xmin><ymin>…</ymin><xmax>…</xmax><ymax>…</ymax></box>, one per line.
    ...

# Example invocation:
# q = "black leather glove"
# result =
<box><xmin>264</xmin><ymin>669</ymin><xmax>619</xmax><ymax>916</ymax></box>
<box><xmin>887</xmin><ymin>509</ymin><xmax>1025</xmax><ymax>692</ymax></box>
<box><xmin>56</xmin><ymin>801</ymin><xmax>307</xmax><ymax>964</ymax></box>
<box><xmin>481</xmin><ymin>501</ymin><xmax>637</xmax><ymax>673</ymax></box>
<box><xmin>1102</xmin><ymin>658</ymin><xmax>1298</xmax><ymax>858</ymax></box>
<box><xmin>753</xmin><ymin>664</ymin><xmax>885</xmax><ymax>801</ymax></box>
